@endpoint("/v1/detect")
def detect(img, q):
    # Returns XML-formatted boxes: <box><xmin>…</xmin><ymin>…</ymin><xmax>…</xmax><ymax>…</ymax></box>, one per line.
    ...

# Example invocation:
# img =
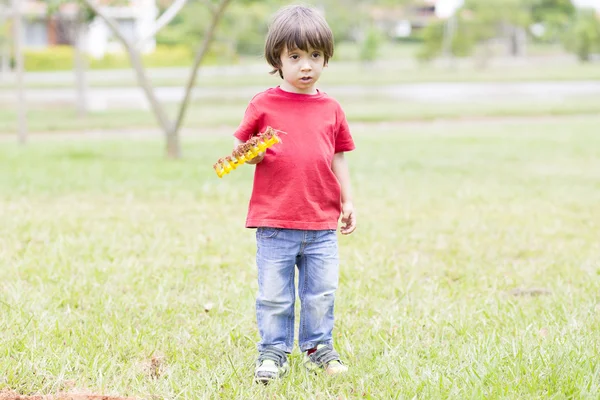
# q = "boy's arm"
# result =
<box><xmin>233</xmin><ymin>137</ymin><xmax>264</xmax><ymax>165</ymax></box>
<box><xmin>332</xmin><ymin>152</ymin><xmax>356</xmax><ymax>235</ymax></box>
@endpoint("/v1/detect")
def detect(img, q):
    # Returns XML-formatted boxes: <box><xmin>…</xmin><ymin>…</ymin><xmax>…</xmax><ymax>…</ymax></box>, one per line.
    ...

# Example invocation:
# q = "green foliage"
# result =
<box><xmin>359</xmin><ymin>26</ymin><xmax>384</xmax><ymax>62</ymax></box>
<box><xmin>318</xmin><ymin>0</ymin><xmax>365</xmax><ymax>42</ymax></box>
<box><xmin>563</xmin><ymin>9</ymin><xmax>600</xmax><ymax>62</ymax></box>
<box><xmin>416</xmin><ymin>14</ymin><xmax>478</xmax><ymax>61</ymax></box>
<box><xmin>221</xmin><ymin>2</ymin><xmax>272</xmax><ymax>56</ymax></box>
<box><xmin>0</xmin><ymin>19</ymin><xmax>9</xmax><ymax>44</ymax></box>
<box><xmin>465</xmin><ymin>0</ymin><xmax>531</xmax><ymax>28</ymax></box>
<box><xmin>530</xmin><ymin>0</ymin><xmax>575</xmax><ymax>42</ymax></box>
<box><xmin>42</xmin><ymin>0</ymin><xmax>96</xmax><ymax>23</ymax></box>
<box><xmin>157</xmin><ymin>0</ymin><xmax>279</xmax><ymax>55</ymax></box>
<box><xmin>530</xmin><ymin>0</ymin><xmax>575</xmax><ymax>25</ymax></box>
<box><xmin>156</xmin><ymin>1</ymin><xmax>209</xmax><ymax>49</ymax></box>
<box><xmin>418</xmin><ymin>0</ymin><xmax>532</xmax><ymax>61</ymax></box>
<box><xmin>155</xmin><ymin>0</ymin><xmax>379</xmax><ymax>56</ymax></box>
<box><xmin>24</xmin><ymin>45</ymin><xmax>75</xmax><ymax>71</ymax></box>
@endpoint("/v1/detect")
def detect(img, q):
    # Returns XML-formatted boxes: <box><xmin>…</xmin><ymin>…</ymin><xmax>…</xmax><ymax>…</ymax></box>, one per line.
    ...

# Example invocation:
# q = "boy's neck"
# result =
<box><xmin>279</xmin><ymin>82</ymin><xmax>319</xmax><ymax>95</ymax></box>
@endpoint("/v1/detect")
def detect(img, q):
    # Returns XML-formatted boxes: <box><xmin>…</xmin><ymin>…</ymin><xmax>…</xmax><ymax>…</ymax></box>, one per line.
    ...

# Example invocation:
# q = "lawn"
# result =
<box><xmin>1</xmin><ymin>115</ymin><xmax>600</xmax><ymax>399</ymax></box>
<box><xmin>2</xmin><ymin>95</ymin><xmax>600</xmax><ymax>134</ymax></box>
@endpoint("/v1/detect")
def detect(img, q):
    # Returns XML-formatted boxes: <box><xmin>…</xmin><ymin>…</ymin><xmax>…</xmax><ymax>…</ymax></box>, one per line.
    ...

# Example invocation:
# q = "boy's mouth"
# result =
<box><xmin>301</xmin><ymin>77</ymin><xmax>313</xmax><ymax>83</ymax></box>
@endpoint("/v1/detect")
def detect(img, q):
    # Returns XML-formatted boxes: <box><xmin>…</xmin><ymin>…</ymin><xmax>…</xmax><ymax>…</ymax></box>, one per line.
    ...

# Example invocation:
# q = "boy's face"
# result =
<box><xmin>278</xmin><ymin>46</ymin><xmax>327</xmax><ymax>95</ymax></box>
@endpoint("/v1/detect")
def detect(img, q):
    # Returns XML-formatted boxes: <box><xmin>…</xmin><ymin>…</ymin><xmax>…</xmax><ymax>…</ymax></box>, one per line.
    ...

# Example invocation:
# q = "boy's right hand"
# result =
<box><xmin>246</xmin><ymin>152</ymin><xmax>265</xmax><ymax>165</ymax></box>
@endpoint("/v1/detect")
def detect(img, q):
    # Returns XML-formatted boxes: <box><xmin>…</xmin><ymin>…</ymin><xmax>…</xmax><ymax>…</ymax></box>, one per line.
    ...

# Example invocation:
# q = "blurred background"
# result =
<box><xmin>1</xmin><ymin>0</ymin><xmax>599</xmax><ymax>149</ymax></box>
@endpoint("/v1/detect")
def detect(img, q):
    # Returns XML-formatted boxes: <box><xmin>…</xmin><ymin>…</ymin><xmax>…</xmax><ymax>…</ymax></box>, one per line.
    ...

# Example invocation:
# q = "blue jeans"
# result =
<box><xmin>255</xmin><ymin>228</ymin><xmax>339</xmax><ymax>353</ymax></box>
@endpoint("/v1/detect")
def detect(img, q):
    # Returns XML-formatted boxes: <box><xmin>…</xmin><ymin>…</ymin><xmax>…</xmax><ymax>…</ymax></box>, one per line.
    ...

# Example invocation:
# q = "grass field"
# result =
<box><xmin>1</xmin><ymin>115</ymin><xmax>600</xmax><ymax>398</ymax></box>
<box><xmin>2</xmin><ymin>95</ymin><xmax>600</xmax><ymax>134</ymax></box>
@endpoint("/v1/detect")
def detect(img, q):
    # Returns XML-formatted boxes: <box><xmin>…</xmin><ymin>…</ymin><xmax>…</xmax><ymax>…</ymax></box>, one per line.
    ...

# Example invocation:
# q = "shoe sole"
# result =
<box><xmin>255</xmin><ymin>376</ymin><xmax>274</xmax><ymax>385</ymax></box>
<box><xmin>325</xmin><ymin>366</ymin><xmax>349</xmax><ymax>375</ymax></box>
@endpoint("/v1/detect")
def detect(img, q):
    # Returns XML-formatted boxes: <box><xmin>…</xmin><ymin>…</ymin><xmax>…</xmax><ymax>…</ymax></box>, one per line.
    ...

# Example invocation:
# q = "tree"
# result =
<box><xmin>564</xmin><ymin>8</ymin><xmax>600</xmax><ymax>62</ymax></box>
<box><xmin>0</xmin><ymin>0</ymin><xmax>10</xmax><ymax>75</ymax></box>
<box><xmin>417</xmin><ymin>0</ymin><xmax>532</xmax><ymax>64</ymax></box>
<box><xmin>81</xmin><ymin>0</ymin><xmax>232</xmax><ymax>159</ymax></box>
<box><xmin>45</xmin><ymin>1</ymin><xmax>97</xmax><ymax>117</ymax></box>
<box><xmin>530</xmin><ymin>0</ymin><xmax>575</xmax><ymax>42</ymax></box>
<box><xmin>12</xmin><ymin>0</ymin><xmax>27</xmax><ymax>144</ymax></box>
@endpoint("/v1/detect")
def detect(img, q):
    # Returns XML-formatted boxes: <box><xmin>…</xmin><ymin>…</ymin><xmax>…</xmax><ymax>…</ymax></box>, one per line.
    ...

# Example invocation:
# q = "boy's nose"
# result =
<box><xmin>301</xmin><ymin>61</ymin><xmax>312</xmax><ymax>71</ymax></box>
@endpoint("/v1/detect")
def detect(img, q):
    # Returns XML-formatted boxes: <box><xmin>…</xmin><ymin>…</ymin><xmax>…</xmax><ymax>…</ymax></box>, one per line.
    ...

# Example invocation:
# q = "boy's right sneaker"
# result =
<box><xmin>254</xmin><ymin>347</ymin><xmax>290</xmax><ymax>384</ymax></box>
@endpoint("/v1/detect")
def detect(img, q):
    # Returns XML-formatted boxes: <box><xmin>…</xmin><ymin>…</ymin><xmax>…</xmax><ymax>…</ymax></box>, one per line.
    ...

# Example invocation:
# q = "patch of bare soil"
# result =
<box><xmin>0</xmin><ymin>390</ymin><xmax>136</xmax><ymax>400</ymax></box>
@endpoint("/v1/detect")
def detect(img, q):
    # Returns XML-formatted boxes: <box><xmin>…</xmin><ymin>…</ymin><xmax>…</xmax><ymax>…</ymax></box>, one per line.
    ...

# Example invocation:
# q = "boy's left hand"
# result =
<box><xmin>340</xmin><ymin>202</ymin><xmax>356</xmax><ymax>235</ymax></box>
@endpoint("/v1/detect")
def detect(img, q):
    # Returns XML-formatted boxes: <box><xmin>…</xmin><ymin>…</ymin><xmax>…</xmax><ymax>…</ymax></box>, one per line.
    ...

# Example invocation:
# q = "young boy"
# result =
<box><xmin>232</xmin><ymin>4</ymin><xmax>356</xmax><ymax>383</ymax></box>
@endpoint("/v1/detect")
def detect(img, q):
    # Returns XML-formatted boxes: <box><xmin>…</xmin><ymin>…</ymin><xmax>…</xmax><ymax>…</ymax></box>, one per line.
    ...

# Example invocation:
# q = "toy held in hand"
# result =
<box><xmin>213</xmin><ymin>127</ymin><xmax>283</xmax><ymax>178</ymax></box>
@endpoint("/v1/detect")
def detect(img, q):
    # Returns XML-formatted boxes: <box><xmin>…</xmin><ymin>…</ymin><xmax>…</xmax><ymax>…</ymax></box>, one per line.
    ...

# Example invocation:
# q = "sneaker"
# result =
<box><xmin>303</xmin><ymin>344</ymin><xmax>348</xmax><ymax>376</ymax></box>
<box><xmin>254</xmin><ymin>347</ymin><xmax>290</xmax><ymax>384</ymax></box>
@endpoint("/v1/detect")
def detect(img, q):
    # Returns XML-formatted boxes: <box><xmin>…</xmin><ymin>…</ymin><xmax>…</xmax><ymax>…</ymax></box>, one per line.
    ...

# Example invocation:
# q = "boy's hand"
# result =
<box><xmin>340</xmin><ymin>202</ymin><xmax>356</xmax><ymax>235</ymax></box>
<box><xmin>246</xmin><ymin>152</ymin><xmax>265</xmax><ymax>165</ymax></box>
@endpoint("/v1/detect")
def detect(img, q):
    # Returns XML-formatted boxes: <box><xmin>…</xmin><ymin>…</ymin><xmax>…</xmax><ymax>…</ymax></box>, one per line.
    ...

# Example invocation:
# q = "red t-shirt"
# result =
<box><xmin>233</xmin><ymin>86</ymin><xmax>355</xmax><ymax>230</ymax></box>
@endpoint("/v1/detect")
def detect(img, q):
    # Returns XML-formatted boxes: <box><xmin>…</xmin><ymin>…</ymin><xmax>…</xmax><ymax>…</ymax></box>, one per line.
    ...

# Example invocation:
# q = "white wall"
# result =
<box><xmin>87</xmin><ymin>0</ymin><xmax>158</xmax><ymax>58</ymax></box>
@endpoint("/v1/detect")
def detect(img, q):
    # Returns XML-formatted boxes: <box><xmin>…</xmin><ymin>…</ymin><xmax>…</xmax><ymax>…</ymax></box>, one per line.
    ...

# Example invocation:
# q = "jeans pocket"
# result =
<box><xmin>258</xmin><ymin>227</ymin><xmax>281</xmax><ymax>239</ymax></box>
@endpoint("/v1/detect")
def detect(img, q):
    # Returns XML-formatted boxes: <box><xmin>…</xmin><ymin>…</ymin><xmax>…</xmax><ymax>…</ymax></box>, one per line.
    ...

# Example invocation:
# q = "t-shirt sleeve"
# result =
<box><xmin>233</xmin><ymin>103</ymin><xmax>260</xmax><ymax>142</ymax></box>
<box><xmin>335</xmin><ymin>108</ymin><xmax>355</xmax><ymax>153</ymax></box>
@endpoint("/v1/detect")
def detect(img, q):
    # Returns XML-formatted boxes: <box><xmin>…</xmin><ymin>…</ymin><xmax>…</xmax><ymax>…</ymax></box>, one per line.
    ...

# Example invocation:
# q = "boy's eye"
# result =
<box><xmin>290</xmin><ymin>55</ymin><xmax>299</xmax><ymax>60</ymax></box>
<box><xmin>312</xmin><ymin>52</ymin><xmax>321</xmax><ymax>58</ymax></box>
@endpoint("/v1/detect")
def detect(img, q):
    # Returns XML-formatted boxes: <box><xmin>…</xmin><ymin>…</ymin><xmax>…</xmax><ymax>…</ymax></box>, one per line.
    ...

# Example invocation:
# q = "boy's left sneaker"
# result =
<box><xmin>303</xmin><ymin>344</ymin><xmax>348</xmax><ymax>376</ymax></box>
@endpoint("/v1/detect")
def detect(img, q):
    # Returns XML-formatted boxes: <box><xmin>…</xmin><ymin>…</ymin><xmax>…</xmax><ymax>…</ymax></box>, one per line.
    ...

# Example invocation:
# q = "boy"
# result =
<box><xmin>232</xmin><ymin>5</ymin><xmax>356</xmax><ymax>383</ymax></box>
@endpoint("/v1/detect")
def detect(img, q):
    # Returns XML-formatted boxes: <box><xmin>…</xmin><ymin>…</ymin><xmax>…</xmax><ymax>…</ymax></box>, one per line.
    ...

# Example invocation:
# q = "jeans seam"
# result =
<box><xmin>287</xmin><ymin>264</ymin><xmax>295</xmax><ymax>350</ymax></box>
<box><xmin>299</xmin><ymin>256</ymin><xmax>308</xmax><ymax>347</ymax></box>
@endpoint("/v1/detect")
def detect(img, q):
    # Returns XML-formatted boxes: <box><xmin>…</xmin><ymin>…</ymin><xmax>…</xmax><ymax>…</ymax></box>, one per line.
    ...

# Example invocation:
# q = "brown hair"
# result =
<box><xmin>264</xmin><ymin>5</ymin><xmax>334</xmax><ymax>78</ymax></box>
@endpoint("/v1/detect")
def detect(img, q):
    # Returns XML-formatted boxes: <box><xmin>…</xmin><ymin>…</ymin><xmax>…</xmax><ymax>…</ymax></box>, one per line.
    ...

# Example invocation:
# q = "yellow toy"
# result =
<box><xmin>213</xmin><ymin>127</ymin><xmax>283</xmax><ymax>178</ymax></box>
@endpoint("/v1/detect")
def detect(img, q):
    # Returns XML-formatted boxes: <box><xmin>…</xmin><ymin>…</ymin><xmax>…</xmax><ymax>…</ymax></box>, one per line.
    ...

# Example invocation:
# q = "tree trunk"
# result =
<box><xmin>12</xmin><ymin>0</ymin><xmax>26</xmax><ymax>144</ymax></box>
<box><xmin>0</xmin><ymin>38</ymin><xmax>9</xmax><ymax>76</ymax></box>
<box><xmin>442</xmin><ymin>14</ymin><xmax>457</xmax><ymax>70</ymax></box>
<box><xmin>0</xmin><ymin>4</ymin><xmax>7</xmax><ymax>77</ymax></box>
<box><xmin>514</xmin><ymin>27</ymin><xmax>527</xmax><ymax>58</ymax></box>
<box><xmin>475</xmin><ymin>39</ymin><xmax>492</xmax><ymax>70</ymax></box>
<box><xmin>74</xmin><ymin>17</ymin><xmax>88</xmax><ymax>117</ymax></box>
<box><xmin>166</xmin><ymin>127</ymin><xmax>181</xmax><ymax>159</ymax></box>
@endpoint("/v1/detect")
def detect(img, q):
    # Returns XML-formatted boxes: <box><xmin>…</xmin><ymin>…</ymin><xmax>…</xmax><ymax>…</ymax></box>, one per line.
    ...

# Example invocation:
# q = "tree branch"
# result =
<box><xmin>200</xmin><ymin>0</ymin><xmax>217</xmax><ymax>16</ymax></box>
<box><xmin>81</xmin><ymin>0</ymin><xmax>133</xmax><ymax>50</ymax></box>
<box><xmin>172</xmin><ymin>0</ymin><xmax>232</xmax><ymax>134</ymax></box>
<box><xmin>81</xmin><ymin>0</ymin><xmax>171</xmax><ymax>136</ymax></box>
<box><xmin>134</xmin><ymin>0</ymin><xmax>189</xmax><ymax>49</ymax></box>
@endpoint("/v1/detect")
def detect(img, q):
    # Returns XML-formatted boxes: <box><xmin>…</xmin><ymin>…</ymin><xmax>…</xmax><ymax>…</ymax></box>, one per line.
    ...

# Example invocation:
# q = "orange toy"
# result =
<box><xmin>213</xmin><ymin>127</ymin><xmax>283</xmax><ymax>178</ymax></box>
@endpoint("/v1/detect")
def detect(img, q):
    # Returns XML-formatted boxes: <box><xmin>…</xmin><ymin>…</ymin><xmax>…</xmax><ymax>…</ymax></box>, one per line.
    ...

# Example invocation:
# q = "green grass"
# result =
<box><xmin>1</xmin><ymin>115</ymin><xmax>600</xmax><ymax>398</ymax></box>
<box><xmin>2</xmin><ymin>95</ymin><xmax>600</xmax><ymax>134</ymax></box>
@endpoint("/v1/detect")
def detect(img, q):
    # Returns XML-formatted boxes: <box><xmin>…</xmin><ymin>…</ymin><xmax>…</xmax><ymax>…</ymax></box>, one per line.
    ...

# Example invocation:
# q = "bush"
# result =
<box><xmin>23</xmin><ymin>44</ymin><xmax>233</xmax><ymax>71</ymax></box>
<box><xmin>416</xmin><ymin>16</ymin><xmax>477</xmax><ymax>62</ymax></box>
<box><xmin>88</xmin><ymin>45</ymin><xmax>197</xmax><ymax>69</ymax></box>
<box><xmin>359</xmin><ymin>26</ymin><xmax>383</xmax><ymax>63</ymax></box>
<box><xmin>563</xmin><ymin>9</ymin><xmax>600</xmax><ymax>62</ymax></box>
<box><xmin>24</xmin><ymin>46</ymin><xmax>75</xmax><ymax>71</ymax></box>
